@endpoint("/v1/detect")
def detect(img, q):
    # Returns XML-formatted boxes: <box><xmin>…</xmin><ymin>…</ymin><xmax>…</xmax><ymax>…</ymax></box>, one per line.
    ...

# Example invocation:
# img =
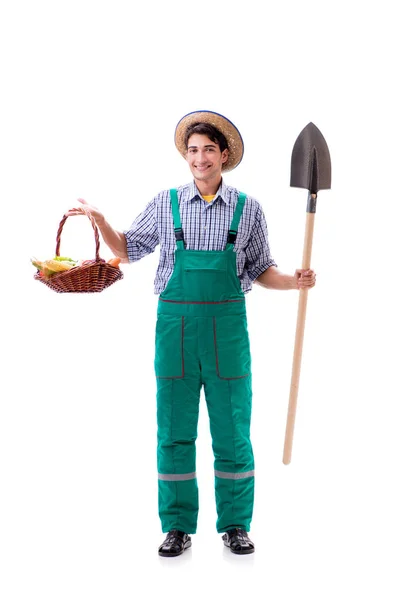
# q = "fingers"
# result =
<box><xmin>77</xmin><ymin>198</ymin><xmax>98</xmax><ymax>213</ymax></box>
<box><xmin>297</xmin><ymin>269</ymin><xmax>316</xmax><ymax>289</ymax></box>
<box><xmin>66</xmin><ymin>208</ymin><xmax>82</xmax><ymax>216</ymax></box>
<box><xmin>66</xmin><ymin>200</ymin><xmax>88</xmax><ymax>216</ymax></box>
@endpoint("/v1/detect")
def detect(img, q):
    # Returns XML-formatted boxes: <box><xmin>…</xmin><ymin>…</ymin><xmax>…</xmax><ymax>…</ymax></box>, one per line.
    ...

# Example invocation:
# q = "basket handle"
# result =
<box><xmin>55</xmin><ymin>208</ymin><xmax>101</xmax><ymax>262</ymax></box>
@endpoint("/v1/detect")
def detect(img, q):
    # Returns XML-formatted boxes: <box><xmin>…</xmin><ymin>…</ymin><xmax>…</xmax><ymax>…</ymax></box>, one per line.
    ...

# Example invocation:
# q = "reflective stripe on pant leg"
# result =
<box><xmin>158</xmin><ymin>472</ymin><xmax>197</xmax><ymax>481</ymax></box>
<box><xmin>214</xmin><ymin>469</ymin><xmax>254</xmax><ymax>479</ymax></box>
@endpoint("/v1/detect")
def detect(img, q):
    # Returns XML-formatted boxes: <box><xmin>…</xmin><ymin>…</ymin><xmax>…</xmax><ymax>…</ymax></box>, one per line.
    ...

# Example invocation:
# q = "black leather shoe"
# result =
<box><xmin>158</xmin><ymin>530</ymin><xmax>192</xmax><ymax>557</ymax></box>
<box><xmin>222</xmin><ymin>528</ymin><xmax>255</xmax><ymax>554</ymax></box>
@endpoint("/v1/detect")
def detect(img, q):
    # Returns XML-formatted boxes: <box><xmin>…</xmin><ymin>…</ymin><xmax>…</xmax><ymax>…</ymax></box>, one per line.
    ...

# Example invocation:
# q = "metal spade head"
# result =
<box><xmin>290</xmin><ymin>122</ymin><xmax>331</xmax><ymax>193</ymax></box>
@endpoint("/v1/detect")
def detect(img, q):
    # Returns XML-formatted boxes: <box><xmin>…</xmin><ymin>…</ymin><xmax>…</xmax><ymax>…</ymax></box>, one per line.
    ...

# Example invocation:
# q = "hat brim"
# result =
<box><xmin>175</xmin><ymin>110</ymin><xmax>244</xmax><ymax>173</ymax></box>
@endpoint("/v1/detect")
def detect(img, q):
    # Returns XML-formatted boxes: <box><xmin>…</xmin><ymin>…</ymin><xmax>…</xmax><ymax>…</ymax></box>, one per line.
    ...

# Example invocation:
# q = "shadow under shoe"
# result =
<box><xmin>158</xmin><ymin>530</ymin><xmax>192</xmax><ymax>557</ymax></box>
<box><xmin>222</xmin><ymin>528</ymin><xmax>255</xmax><ymax>555</ymax></box>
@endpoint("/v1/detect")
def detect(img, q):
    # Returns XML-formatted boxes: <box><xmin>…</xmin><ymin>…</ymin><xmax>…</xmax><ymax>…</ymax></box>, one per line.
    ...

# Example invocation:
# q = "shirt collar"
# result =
<box><xmin>185</xmin><ymin>179</ymin><xmax>231</xmax><ymax>205</ymax></box>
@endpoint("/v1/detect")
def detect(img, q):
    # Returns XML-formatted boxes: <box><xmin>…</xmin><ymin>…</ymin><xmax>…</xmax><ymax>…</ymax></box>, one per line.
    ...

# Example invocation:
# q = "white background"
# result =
<box><xmin>1</xmin><ymin>1</ymin><xmax>399</xmax><ymax>598</ymax></box>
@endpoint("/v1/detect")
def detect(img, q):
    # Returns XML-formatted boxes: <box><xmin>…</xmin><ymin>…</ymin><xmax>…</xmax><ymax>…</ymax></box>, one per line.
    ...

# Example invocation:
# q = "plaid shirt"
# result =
<box><xmin>124</xmin><ymin>179</ymin><xmax>277</xmax><ymax>294</ymax></box>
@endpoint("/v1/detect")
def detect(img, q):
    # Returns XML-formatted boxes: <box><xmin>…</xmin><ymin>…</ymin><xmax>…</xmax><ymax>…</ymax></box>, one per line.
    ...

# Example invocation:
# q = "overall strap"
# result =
<box><xmin>170</xmin><ymin>189</ymin><xmax>185</xmax><ymax>250</ymax></box>
<box><xmin>225</xmin><ymin>192</ymin><xmax>247</xmax><ymax>250</ymax></box>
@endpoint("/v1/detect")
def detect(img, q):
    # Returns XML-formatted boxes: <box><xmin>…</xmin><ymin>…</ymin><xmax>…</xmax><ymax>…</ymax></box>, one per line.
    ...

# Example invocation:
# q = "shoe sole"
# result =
<box><xmin>226</xmin><ymin>546</ymin><xmax>255</xmax><ymax>555</ymax></box>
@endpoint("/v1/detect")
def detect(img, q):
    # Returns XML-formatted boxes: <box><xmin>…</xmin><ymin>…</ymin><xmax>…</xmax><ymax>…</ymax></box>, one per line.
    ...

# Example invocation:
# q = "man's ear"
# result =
<box><xmin>221</xmin><ymin>149</ymin><xmax>229</xmax><ymax>164</ymax></box>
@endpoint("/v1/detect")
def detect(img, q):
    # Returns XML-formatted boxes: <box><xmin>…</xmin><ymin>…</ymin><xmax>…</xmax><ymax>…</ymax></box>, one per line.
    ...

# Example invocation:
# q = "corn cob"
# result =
<box><xmin>43</xmin><ymin>259</ymin><xmax>76</xmax><ymax>272</ymax></box>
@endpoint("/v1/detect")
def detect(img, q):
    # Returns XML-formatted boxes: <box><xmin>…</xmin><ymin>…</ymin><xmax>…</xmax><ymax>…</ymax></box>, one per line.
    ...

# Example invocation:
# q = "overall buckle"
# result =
<box><xmin>174</xmin><ymin>227</ymin><xmax>185</xmax><ymax>243</ymax></box>
<box><xmin>227</xmin><ymin>229</ymin><xmax>237</xmax><ymax>244</ymax></box>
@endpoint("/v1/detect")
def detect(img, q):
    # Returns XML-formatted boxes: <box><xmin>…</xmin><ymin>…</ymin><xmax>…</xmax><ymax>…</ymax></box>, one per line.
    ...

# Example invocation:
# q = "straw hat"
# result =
<box><xmin>174</xmin><ymin>110</ymin><xmax>244</xmax><ymax>172</ymax></box>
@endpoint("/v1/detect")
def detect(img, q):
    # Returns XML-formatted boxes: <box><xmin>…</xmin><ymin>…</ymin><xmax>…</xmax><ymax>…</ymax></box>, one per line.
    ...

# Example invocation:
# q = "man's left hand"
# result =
<box><xmin>295</xmin><ymin>269</ymin><xmax>316</xmax><ymax>289</ymax></box>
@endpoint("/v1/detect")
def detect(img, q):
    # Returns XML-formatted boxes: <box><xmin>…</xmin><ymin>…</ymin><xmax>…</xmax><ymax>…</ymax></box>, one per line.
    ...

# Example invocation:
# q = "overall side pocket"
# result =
<box><xmin>213</xmin><ymin>315</ymin><xmax>251</xmax><ymax>379</ymax></box>
<box><xmin>154</xmin><ymin>314</ymin><xmax>185</xmax><ymax>378</ymax></box>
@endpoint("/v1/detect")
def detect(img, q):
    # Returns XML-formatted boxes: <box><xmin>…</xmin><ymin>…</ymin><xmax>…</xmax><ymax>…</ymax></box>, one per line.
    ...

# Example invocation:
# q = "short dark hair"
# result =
<box><xmin>184</xmin><ymin>122</ymin><xmax>229</xmax><ymax>153</ymax></box>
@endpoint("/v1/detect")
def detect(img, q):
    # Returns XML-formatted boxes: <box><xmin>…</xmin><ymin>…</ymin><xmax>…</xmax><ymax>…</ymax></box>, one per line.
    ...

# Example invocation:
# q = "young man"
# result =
<box><xmin>71</xmin><ymin>110</ymin><xmax>316</xmax><ymax>557</ymax></box>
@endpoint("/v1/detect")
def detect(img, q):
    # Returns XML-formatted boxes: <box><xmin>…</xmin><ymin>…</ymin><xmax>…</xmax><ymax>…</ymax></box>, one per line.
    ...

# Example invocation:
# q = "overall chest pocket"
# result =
<box><xmin>182</xmin><ymin>253</ymin><xmax>228</xmax><ymax>302</ymax></box>
<box><xmin>213</xmin><ymin>315</ymin><xmax>251</xmax><ymax>379</ymax></box>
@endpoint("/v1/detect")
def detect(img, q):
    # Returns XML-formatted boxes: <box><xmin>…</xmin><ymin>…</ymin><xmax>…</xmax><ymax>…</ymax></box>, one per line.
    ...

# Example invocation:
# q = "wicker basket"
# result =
<box><xmin>34</xmin><ymin>208</ymin><xmax>124</xmax><ymax>293</ymax></box>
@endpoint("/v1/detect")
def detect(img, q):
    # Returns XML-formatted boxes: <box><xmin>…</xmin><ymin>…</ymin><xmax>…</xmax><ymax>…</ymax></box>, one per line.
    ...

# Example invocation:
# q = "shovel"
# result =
<box><xmin>283</xmin><ymin>122</ymin><xmax>332</xmax><ymax>465</ymax></box>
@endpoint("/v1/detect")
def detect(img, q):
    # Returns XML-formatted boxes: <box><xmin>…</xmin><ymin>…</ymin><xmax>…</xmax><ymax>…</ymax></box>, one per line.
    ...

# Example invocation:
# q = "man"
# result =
<box><xmin>72</xmin><ymin>110</ymin><xmax>316</xmax><ymax>557</ymax></box>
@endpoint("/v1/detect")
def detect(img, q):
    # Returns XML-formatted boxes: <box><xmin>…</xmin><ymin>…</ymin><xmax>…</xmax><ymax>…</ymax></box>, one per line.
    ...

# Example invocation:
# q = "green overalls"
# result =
<box><xmin>154</xmin><ymin>189</ymin><xmax>254</xmax><ymax>534</ymax></box>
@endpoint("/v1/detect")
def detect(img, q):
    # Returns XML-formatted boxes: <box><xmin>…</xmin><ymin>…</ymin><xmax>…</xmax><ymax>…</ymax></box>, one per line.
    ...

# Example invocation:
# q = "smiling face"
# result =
<box><xmin>185</xmin><ymin>133</ymin><xmax>229</xmax><ymax>188</ymax></box>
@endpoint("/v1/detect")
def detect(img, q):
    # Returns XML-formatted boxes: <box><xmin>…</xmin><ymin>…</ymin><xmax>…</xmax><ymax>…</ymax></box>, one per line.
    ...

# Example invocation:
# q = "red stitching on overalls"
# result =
<box><xmin>159</xmin><ymin>299</ymin><xmax>245</xmax><ymax>305</ymax></box>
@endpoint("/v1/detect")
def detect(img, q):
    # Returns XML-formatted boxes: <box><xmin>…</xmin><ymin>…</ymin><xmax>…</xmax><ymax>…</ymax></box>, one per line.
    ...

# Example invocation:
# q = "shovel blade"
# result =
<box><xmin>290</xmin><ymin>122</ymin><xmax>331</xmax><ymax>193</ymax></box>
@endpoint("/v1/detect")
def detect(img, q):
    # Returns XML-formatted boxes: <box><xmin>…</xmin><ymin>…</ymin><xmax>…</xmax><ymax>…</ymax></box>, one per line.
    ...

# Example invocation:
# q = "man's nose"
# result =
<box><xmin>196</xmin><ymin>150</ymin><xmax>207</xmax><ymax>162</ymax></box>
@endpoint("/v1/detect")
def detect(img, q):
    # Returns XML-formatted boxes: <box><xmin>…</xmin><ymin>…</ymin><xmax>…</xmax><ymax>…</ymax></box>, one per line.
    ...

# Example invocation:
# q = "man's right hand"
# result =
<box><xmin>67</xmin><ymin>198</ymin><xmax>105</xmax><ymax>225</ymax></box>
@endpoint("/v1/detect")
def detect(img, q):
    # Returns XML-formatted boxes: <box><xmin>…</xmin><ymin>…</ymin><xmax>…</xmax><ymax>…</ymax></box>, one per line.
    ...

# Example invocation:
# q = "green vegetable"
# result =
<box><xmin>54</xmin><ymin>256</ymin><xmax>76</xmax><ymax>262</ymax></box>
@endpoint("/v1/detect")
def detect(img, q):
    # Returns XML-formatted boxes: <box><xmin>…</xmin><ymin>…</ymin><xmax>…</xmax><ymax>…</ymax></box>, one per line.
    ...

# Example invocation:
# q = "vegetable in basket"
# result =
<box><xmin>107</xmin><ymin>257</ymin><xmax>121</xmax><ymax>268</ymax></box>
<box><xmin>32</xmin><ymin>255</ymin><xmax>121</xmax><ymax>279</ymax></box>
<box><xmin>31</xmin><ymin>256</ymin><xmax>79</xmax><ymax>278</ymax></box>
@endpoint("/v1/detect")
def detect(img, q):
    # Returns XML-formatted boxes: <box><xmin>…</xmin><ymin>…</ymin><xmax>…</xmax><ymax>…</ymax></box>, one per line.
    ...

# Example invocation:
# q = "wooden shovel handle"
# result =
<box><xmin>283</xmin><ymin>204</ymin><xmax>316</xmax><ymax>465</ymax></box>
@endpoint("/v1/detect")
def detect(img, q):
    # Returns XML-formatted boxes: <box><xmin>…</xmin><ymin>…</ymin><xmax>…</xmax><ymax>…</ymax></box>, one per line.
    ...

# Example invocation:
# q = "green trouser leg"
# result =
<box><xmin>204</xmin><ymin>376</ymin><xmax>254</xmax><ymax>533</ymax></box>
<box><xmin>201</xmin><ymin>315</ymin><xmax>254</xmax><ymax>533</ymax></box>
<box><xmin>156</xmin><ymin>316</ymin><xmax>202</xmax><ymax>534</ymax></box>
